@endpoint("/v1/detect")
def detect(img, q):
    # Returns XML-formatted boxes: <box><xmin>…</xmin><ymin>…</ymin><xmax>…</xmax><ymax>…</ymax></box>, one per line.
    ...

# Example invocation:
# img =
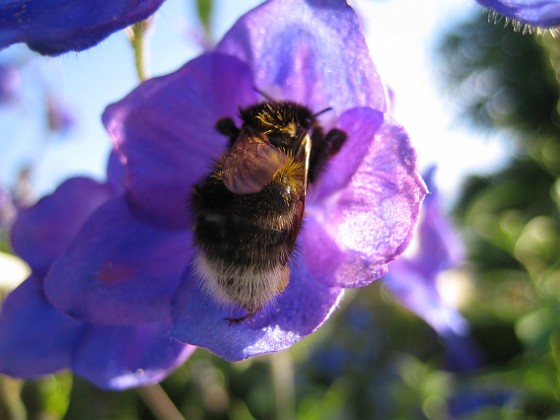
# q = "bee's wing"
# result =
<box><xmin>287</xmin><ymin>133</ymin><xmax>311</xmax><ymax>254</ymax></box>
<box><xmin>292</xmin><ymin>133</ymin><xmax>311</xmax><ymax>197</ymax></box>
<box><xmin>222</xmin><ymin>129</ymin><xmax>289</xmax><ymax>194</ymax></box>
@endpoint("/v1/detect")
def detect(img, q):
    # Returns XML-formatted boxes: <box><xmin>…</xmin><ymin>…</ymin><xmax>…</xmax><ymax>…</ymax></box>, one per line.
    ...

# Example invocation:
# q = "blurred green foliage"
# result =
<box><xmin>439</xmin><ymin>11</ymin><xmax>560</xmax><ymax>419</ymax></box>
<box><xmin>2</xmin><ymin>9</ymin><xmax>560</xmax><ymax>420</ymax></box>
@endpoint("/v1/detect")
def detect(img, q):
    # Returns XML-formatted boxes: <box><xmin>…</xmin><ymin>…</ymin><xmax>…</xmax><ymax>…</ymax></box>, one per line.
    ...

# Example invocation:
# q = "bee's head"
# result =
<box><xmin>241</xmin><ymin>101</ymin><xmax>315</xmax><ymax>151</ymax></box>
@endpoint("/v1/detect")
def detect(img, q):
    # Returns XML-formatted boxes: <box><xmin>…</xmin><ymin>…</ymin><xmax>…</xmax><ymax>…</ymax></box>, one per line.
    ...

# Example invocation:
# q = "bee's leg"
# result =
<box><xmin>225</xmin><ymin>310</ymin><xmax>256</xmax><ymax>325</ymax></box>
<box><xmin>309</xmin><ymin>128</ymin><xmax>347</xmax><ymax>182</ymax></box>
<box><xmin>215</xmin><ymin>117</ymin><xmax>240</xmax><ymax>148</ymax></box>
<box><xmin>325</xmin><ymin>128</ymin><xmax>348</xmax><ymax>154</ymax></box>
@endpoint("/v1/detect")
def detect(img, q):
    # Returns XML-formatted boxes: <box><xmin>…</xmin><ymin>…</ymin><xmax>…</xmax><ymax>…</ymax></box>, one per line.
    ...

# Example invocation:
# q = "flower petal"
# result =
<box><xmin>384</xmin><ymin>260</ymin><xmax>469</xmax><ymax>335</ymax></box>
<box><xmin>107</xmin><ymin>151</ymin><xmax>126</xmax><ymax>193</ymax></box>
<box><xmin>310</xmin><ymin>107</ymin><xmax>384</xmax><ymax>200</ymax></box>
<box><xmin>10</xmin><ymin>177</ymin><xmax>114</xmax><ymax>278</ymax></box>
<box><xmin>44</xmin><ymin>197</ymin><xmax>193</xmax><ymax>324</ymax></box>
<box><xmin>0</xmin><ymin>64</ymin><xmax>20</xmax><ymax>104</ymax></box>
<box><xmin>216</xmin><ymin>0</ymin><xmax>386</xmax><ymax>115</ymax></box>
<box><xmin>415</xmin><ymin>166</ymin><xmax>464</xmax><ymax>276</ymax></box>
<box><xmin>103</xmin><ymin>53</ymin><xmax>257</xmax><ymax>228</ymax></box>
<box><xmin>304</xmin><ymin>120</ymin><xmax>427</xmax><ymax>288</ymax></box>
<box><xmin>477</xmin><ymin>0</ymin><xmax>560</xmax><ymax>29</ymax></box>
<box><xmin>0</xmin><ymin>276</ymin><xmax>83</xmax><ymax>379</ymax></box>
<box><xmin>383</xmin><ymin>165</ymin><xmax>468</xmax><ymax>336</ymax></box>
<box><xmin>171</xmin><ymin>261</ymin><xmax>343</xmax><ymax>362</ymax></box>
<box><xmin>73</xmin><ymin>322</ymin><xmax>195</xmax><ymax>390</ymax></box>
<box><xmin>0</xmin><ymin>0</ymin><xmax>165</xmax><ymax>56</ymax></box>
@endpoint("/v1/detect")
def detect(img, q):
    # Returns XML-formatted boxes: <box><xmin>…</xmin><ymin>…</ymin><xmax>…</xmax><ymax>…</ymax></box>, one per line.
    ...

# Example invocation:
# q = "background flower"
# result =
<box><xmin>477</xmin><ymin>0</ymin><xmax>560</xmax><ymax>29</ymax></box>
<box><xmin>0</xmin><ymin>166</ymin><xmax>195</xmax><ymax>390</ymax></box>
<box><xmin>384</xmin><ymin>166</ymin><xmax>467</xmax><ymax>336</ymax></box>
<box><xmin>0</xmin><ymin>0</ymin><xmax>165</xmax><ymax>55</ymax></box>
<box><xmin>0</xmin><ymin>64</ymin><xmax>19</xmax><ymax>104</ymax></box>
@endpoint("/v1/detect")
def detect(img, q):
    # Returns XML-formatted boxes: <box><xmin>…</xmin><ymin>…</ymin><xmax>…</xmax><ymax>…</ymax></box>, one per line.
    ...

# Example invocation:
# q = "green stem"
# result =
<box><xmin>137</xmin><ymin>383</ymin><xmax>184</xmax><ymax>420</ymax></box>
<box><xmin>0</xmin><ymin>377</ymin><xmax>25</xmax><ymax>420</ymax></box>
<box><xmin>270</xmin><ymin>352</ymin><xmax>295</xmax><ymax>420</ymax></box>
<box><xmin>127</xmin><ymin>21</ymin><xmax>149</xmax><ymax>82</ymax></box>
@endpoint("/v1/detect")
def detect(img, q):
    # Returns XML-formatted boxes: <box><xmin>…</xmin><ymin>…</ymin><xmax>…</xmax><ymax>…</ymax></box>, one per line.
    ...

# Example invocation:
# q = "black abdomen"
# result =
<box><xmin>192</xmin><ymin>174</ymin><xmax>298</xmax><ymax>272</ymax></box>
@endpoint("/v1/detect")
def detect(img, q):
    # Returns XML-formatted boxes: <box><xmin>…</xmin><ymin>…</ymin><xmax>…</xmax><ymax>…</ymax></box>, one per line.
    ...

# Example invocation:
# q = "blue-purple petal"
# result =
<box><xmin>310</xmin><ymin>107</ymin><xmax>384</xmax><ymax>200</ymax></box>
<box><xmin>10</xmin><ymin>177</ymin><xmax>114</xmax><ymax>278</ymax></box>
<box><xmin>385</xmin><ymin>260</ymin><xmax>469</xmax><ymax>335</ymax></box>
<box><xmin>172</xmin><ymin>261</ymin><xmax>343</xmax><ymax>362</ymax></box>
<box><xmin>103</xmin><ymin>53</ymin><xmax>257</xmax><ymax>229</ymax></box>
<box><xmin>383</xmin><ymin>166</ymin><xmax>468</xmax><ymax>336</ymax></box>
<box><xmin>0</xmin><ymin>276</ymin><xmax>83</xmax><ymax>379</ymax></box>
<box><xmin>106</xmin><ymin>151</ymin><xmax>126</xmax><ymax>194</ymax></box>
<box><xmin>44</xmin><ymin>197</ymin><xmax>193</xmax><ymax>324</ymax></box>
<box><xmin>217</xmin><ymin>0</ymin><xmax>387</xmax><ymax>115</ymax></box>
<box><xmin>73</xmin><ymin>322</ymin><xmax>195</xmax><ymax>390</ymax></box>
<box><xmin>0</xmin><ymin>65</ymin><xmax>19</xmax><ymax>103</ymax></box>
<box><xmin>477</xmin><ymin>0</ymin><xmax>560</xmax><ymax>28</ymax></box>
<box><xmin>0</xmin><ymin>0</ymin><xmax>165</xmax><ymax>56</ymax></box>
<box><xmin>304</xmin><ymin>120</ymin><xmax>427</xmax><ymax>288</ymax></box>
<box><xmin>415</xmin><ymin>166</ymin><xmax>464</xmax><ymax>277</ymax></box>
<box><xmin>0</xmin><ymin>183</ymin><xmax>16</xmax><ymax>229</ymax></box>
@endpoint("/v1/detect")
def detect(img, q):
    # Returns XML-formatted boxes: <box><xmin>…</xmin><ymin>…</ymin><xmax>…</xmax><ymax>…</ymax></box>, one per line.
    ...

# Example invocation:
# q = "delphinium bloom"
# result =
<box><xmin>0</xmin><ymin>0</ymin><xmax>165</xmax><ymax>55</ymax></box>
<box><xmin>0</xmin><ymin>158</ymin><xmax>195</xmax><ymax>390</ymax></box>
<box><xmin>46</xmin><ymin>95</ymin><xmax>75</xmax><ymax>134</ymax></box>
<box><xmin>43</xmin><ymin>0</ymin><xmax>426</xmax><ymax>362</ymax></box>
<box><xmin>477</xmin><ymin>0</ymin><xmax>560</xmax><ymax>30</ymax></box>
<box><xmin>0</xmin><ymin>65</ymin><xmax>20</xmax><ymax>104</ymax></box>
<box><xmin>384</xmin><ymin>167</ymin><xmax>480</xmax><ymax>371</ymax></box>
<box><xmin>0</xmin><ymin>184</ymin><xmax>16</xmax><ymax>230</ymax></box>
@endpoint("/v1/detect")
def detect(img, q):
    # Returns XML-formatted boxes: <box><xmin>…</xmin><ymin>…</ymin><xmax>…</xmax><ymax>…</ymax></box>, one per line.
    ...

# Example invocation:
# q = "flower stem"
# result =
<box><xmin>270</xmin><ymin>352</ymin><xmax>295</xmax><ymax>420</ymax></box>
<box><xmin>0</xmin><ymin>377</ymin><xmax>25</xmax><ymax>420</ymax></box>
<box><xmin>137</xmin><ymin>383</ymin><xmax>184</xmax><ymax>420</ymax></box>
<box><xmin>126</xmin><ymin>21</ymin><xmax>150</xmax><ymax>82</ymax></box>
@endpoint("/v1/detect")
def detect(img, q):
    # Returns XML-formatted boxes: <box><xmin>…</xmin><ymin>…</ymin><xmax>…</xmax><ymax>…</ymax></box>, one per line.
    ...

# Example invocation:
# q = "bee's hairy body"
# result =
<box><xmin>192</xmin><ymin>167</ymin><xmax>301</xmax><ymax>312</ymax></box>
<box><xmin>191</xmin><ymin>101</ymin><xmax>346</xmax><ymax>320</ymax></box>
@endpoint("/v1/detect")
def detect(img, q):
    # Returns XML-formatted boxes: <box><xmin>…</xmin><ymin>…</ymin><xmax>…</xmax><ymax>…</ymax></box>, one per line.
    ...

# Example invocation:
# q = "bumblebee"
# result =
<box><xmin>191</xmin><ymin>100</ymin><xmax>347</xmax><ymax>322</ymax></box>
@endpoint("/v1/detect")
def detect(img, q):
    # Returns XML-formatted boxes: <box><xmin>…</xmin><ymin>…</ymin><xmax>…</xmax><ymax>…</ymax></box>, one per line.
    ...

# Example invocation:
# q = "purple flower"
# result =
<box><xmin>384</xmin><ymin>167</ymin><xmax>482</xmax><ymax>371</ymax></box>
<box><xmin>477</xmin><ymin>0</ymin><xmax>560</xmax><ymax>29</ymax></box>
<box><xmin>0</xmin><ymin>167</ymin><xmax>194</xmax><ymax>390</ymax></box>
<box><xmin>384</xmin><ymin>166</ymin><xmax>467</xmax><ymax>336</ymax></box>
<box><xmin>448</xmin><ymin>388</ymin><xmax>516</xmax><ymax>418</ymax></box>
<box><xmin>0</xmin><ymin>65</ymin><xmax>20</xmax><ymax>104</ymax></box>
<box><xmin>46</xmin><ymin>95</ymin><xmax>75</xmax><ymax>134</ymax></box>
<box><xmin>0</xmin><ymin>0</ymin><xmax>165</xmax><ymax>56</ymax></box>
<box><xmin>0</xmin><ymin>184</ymin><xmax>16</xmax><ymax>230</ymax></box>
<box><xmin>43</xmin><ymin>0</ymin><xmax>426</xmax><ymax>362</ymax></box>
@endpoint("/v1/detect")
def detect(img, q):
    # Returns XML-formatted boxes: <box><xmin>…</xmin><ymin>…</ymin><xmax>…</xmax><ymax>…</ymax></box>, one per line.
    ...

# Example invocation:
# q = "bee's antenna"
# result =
<box><xmin>314</xmin><ymin>107</ymin><xmax>332</xmax><ymax>118</ymax></box>
<box><xmin>253</xmin><ymin>87</ymin><xmax>276</xmax><ymax>102</ymax></box>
